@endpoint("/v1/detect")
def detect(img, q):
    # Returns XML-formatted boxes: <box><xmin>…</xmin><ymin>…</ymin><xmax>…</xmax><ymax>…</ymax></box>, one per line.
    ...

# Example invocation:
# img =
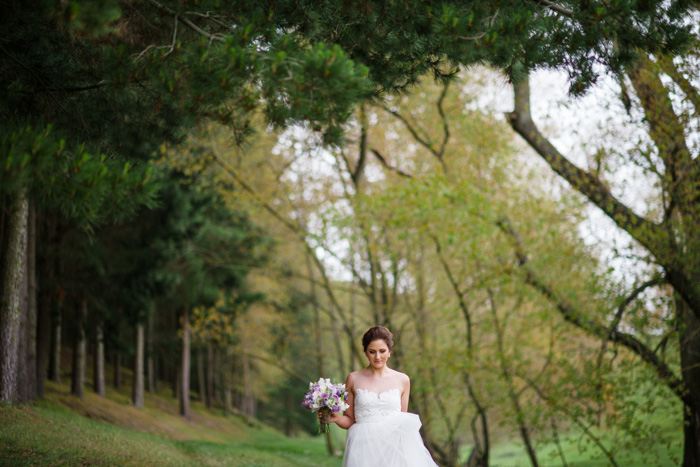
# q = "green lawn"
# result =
<box><xmin>1</xmin><ymin>378</ymin><xmax>683</xmax><ymax>466</ymax></box>
<box><xmin>0</xmin><ymin>381</ymin><xmax>341</xmax><ymax>466</ymax></box>
<box><xmin>485</xmin><ymin>389</ymin><xmax>683</xmax><ymax>467</ymax></box>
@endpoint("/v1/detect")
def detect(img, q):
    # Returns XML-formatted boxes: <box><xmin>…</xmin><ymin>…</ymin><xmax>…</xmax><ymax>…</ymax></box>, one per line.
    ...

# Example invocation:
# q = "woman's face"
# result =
<box><xmin>365</xmin><ymin>339</ymin><xmax>391</xmax><ymax>369</ymax></box>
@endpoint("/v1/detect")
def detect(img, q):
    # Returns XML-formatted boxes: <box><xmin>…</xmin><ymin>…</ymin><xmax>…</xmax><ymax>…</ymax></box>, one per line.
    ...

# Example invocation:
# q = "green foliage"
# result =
<box><xmin>239</xmin><ymin>0</ymin><xmax>691</xmax><ymax>95</ymax></box>
<box><xmin>0</xmin><ymin>125</ymin><xmax>158</xmax><ymax>228</ymax></box>
<box><xmin>63</xmin><ymin>0</ymin><xmax>122</xmax><ymax>37</ymax></box>
<box><xmin>160</xmin><ymin>174</ymin><xmax>269</xmax><ymax>310</ymax></box>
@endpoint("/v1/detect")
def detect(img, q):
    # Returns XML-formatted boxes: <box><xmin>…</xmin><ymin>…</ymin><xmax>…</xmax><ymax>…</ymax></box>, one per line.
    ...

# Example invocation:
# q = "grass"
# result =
<box><xmin>485</xmin><ymin>387</ymin><xmax>683</xmax><ymax>467</ymax></box>
<box><xmin>0</xmin><ymin>380</ymin><xmax>342</xmax><ymax>466</ymax></box>
<box><xmin>0</xmin><ymin>368</ymin><xmax>683</xmax><ymax>466</ymax></box>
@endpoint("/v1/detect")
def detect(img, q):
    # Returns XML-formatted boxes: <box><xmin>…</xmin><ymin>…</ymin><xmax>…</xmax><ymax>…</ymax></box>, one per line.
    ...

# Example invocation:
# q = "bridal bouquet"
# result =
<box><xmin>302</xmin><ymin>378</ymin><xmax>350</xmax><ymax>433</ymax></box>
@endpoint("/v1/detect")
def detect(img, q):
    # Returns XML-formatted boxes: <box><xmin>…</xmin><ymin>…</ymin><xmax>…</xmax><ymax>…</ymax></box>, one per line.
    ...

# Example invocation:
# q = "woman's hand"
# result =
<box><xmin>318</xmin><ymin>410</ymin><xmax>342</xmax><ymax>424</ymax></box>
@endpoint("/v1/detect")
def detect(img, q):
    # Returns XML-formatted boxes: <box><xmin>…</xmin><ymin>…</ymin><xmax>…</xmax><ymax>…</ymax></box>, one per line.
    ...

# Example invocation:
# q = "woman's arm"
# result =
<box><xmin>401</xmin><ymin>375</ymin><xmax>410</xmax><ymax>412</ymax></box>
<box><xmin>324</xmin><ymin>373</ymin><xmax>355</xmax><ymax>430</ymax></box>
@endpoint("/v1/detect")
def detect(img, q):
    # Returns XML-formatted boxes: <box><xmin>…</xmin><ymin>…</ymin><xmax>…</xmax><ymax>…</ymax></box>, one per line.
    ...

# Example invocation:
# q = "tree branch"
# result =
<box><xmin>530</xmin><ymin>0</ymin><xmax>574</xmax><ymax>17</ymax></box>
<box><xmin>431</xmin><ymin>235</ymin><xmax>473</xmax><ymax>351</ymax></box>
<box><xmin>145</xmin><ymin>0</ymin><xmax>225</xmax><ymax>42</ymax></box>
<box><xmin>382</xmin><ymin>103</ymin><xmax>433</xmax><ymax>148</ymax></box>
<box><xmin>382</xmin><ymin>93</ymin><xmax>450</xmax><ymax>173</ymax></box>
<box><xmin>506</xmin><ymin>78</ymin><xmax>659</xmax><ymax>245</ymax></box>
<box><xmin>435</xmin><ymin>82</ymin><xmax>451</xmax><ymax>164</ymax></box>
<box><xmin>496</xmin><ymin>216</ymin><xmax>689</xmax><ymax>406</ymax></box>
<box><xmin>353</xmin><ymin>104</ymin><xmax>368</xmax><ymax>188</ymax></box>
<box><xmin>517</xmin><ymin>373</ymin><xmax>618</xmax><ymax>467</ymax></box>
<box><xmin>211</xmin><ymin>151</ymin><xmax>365</xmax><ymax>362</ymax></box>
<box><xmin>627</xmin><ymin>56</ymin><xmax>693</xmax><ymax>196</ymax></box>
<box><xmin>609</xmin><ymin>275</ymin><xmax>666</xmax><ymax>334</ymax></box>
<box><xmin>508</xmin><ymin>76</ymin><xmax>700</xmax><ymax>322</ymax></box>
<box><xmin>41</xmin><ymin>81</ymin><xmax>111</xmax><ymax>92</ymax></box>
<box><xmin>656</xmin><ymin>56</ymin><xmax>700</xmax><ymax>118</ymax></box>
<box><xmin>242</xmin><ymin>351</ymin><xmax>308</xmax><ymax>385</ymax></box>
<box><xmin>370</xmin><ymin>149</ymin><xmax>414</xmax><ymax>178</ymax></box>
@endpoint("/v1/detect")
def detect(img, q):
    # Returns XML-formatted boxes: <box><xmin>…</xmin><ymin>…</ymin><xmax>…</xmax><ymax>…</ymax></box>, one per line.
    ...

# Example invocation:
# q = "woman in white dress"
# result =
<box><xmin>323</xmin><ymin>326</ymin><xmax>439</xmax><ymax>467</ymax></box>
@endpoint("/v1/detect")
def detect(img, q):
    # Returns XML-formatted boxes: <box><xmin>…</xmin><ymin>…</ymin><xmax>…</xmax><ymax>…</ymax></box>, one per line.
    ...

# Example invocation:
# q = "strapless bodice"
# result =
<box><xmin>353</xmin><ymin>388</ymin><xmax>401</xmax><ymax>422</ymax></box>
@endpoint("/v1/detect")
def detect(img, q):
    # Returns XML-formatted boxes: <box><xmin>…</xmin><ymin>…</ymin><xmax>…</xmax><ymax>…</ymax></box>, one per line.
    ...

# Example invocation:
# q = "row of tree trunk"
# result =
<box><xmin>0</xmin><ymin>201</ymin><xmax>252</xmax><ymax>419</ymax></box>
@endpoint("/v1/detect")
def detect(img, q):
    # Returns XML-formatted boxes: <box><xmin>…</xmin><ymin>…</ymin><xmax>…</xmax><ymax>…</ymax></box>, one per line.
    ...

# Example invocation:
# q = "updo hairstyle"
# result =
<box><xmin>362</xmin><ymin>326</ymin><xmax>394</xmax><ymax>352</ymax></box>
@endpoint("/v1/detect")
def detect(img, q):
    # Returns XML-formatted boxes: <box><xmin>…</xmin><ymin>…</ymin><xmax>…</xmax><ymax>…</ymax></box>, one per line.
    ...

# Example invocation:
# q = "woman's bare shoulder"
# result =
<box><xmin>392</xmin><ymin>369</ymin><xmax>410</xmax><ymax>389</ymax></box>
<box><xmin>346</xmin><ymin>370</ymin><xmax>364</xmax><ymax>387</ymax></box>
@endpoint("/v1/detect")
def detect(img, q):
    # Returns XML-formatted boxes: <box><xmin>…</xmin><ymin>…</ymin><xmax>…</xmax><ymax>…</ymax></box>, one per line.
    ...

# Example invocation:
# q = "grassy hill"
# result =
<box><xmin>0</xmin><ymin>380</ymin><xmax>341</xmax><ymax>466</ymax></box>
<box><xmin>0</xmin><ymin>376</ymin><xmax>682</xmax><ymax>466</ymax></box>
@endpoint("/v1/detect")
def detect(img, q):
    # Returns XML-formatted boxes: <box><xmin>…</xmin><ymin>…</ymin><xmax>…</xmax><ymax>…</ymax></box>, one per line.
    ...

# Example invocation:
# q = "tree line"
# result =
<box><xmin>1</xmin><ymin>1</ymin><xmax>699</xmax><ymax>465</ymax></box>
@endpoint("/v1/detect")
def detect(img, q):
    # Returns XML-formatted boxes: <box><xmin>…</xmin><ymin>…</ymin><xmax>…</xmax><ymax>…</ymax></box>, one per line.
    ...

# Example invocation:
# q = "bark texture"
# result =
<box><xmin>71</xmin><ymin>299</ymin><xmax>87</xmax><ymax>399</ymax></box>
<box><xmin>133</xmin><ymin>321</ymin><xmax>145</xmax><ymax>408</ymax></box>
<box><xmin>35</xmin><ymin>215</ymin><xmax>52</xmax><ymax>398</ymax></box>
<box><xmin>180</xmin><ymin>307</ymin><xmax>191</xmax><ymax>419</ymax></box>
<box><xmin>147</xmin><ymin>313</ymin><xmax>155</xmax><ymax>393</ymax></box>
<box><xmin>94</xmin><ymin>323</ymin><xmax>105</xmax><ymax>397</ymax></box>
<box><xmin>680</xmin><ymin>296</ymin><xmax>700</xmax><ymax>467</ymax></box>
<box><xmin>0</xmin><ymin>190</ymin><xmax>28</xmax><ymax>403</ymax></box>
<box><xmin>49</xmin><ymin>293</ymin><xmax>62</xmax><ymax>383</ymax></box>
<box><xmin>23</xmin><ymin>203</ymin><xmax>37</xmax><ymax>402</ymax></box>
<box><xmin>207</xmin><ymin>344</ymin><xmax>214</xmax><ymax>408</ymax></box>
<box><xmin>198</xmin><ymin>347</ymin><xmax>206</xmax><ymax>405</ymax></box>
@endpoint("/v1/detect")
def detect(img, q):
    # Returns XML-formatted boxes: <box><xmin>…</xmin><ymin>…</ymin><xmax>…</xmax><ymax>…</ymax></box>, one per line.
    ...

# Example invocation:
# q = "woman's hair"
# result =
<box><xmin>362</xmin><ymin>326</ymin><xmax>394</xmax><ymax>351</ymax></box>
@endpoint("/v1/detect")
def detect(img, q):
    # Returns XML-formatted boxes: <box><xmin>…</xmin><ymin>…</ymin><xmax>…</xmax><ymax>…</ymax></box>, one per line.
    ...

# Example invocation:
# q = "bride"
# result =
<box><xmin>323</xmin><ymin>326</ymin><xmax>439</xmax><ymax>467</ymax></box>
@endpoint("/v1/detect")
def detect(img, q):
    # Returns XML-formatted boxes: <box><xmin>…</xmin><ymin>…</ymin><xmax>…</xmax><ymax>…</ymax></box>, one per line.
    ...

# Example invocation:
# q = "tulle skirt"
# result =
<box><xmin>343</xmin><ymin>412</ymin><xmax>439</xmax><ymax>467</ymax></box>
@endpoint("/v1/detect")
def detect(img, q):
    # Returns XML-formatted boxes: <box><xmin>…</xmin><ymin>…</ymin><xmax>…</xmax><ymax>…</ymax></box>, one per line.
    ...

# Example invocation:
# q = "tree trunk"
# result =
<box><xmin>431</xmin><ymin>237</ymin><xmax>489</xmax><ymax>466</ymax></box>
<box><xmin>198</xmin><ymin>347</ymin><xmax>207</xmax><ymax>405</ymax></box>
<box><xmin>0</xmin><ymin>190</ymin><xmax>29</xmax><ymax>403</ymax></box>
<box><xmin>214</xmin><ymin>348</ymin><xmax>222</xmax><ymax>405</ymax></box>
<box><xmin>242</xmin><ymin>352</ymin><xmax>255</xmax><ymax>418</ymax></box>
<box><xmin>23</xmin><ymin>202</ymin><xmax>37</xmax><ymax>402</ymax></box>
<box><xmin>16</xmin><ymin>234</ymin><xmax>30</xmax><ymax>404</ymax></box>
<box><xmin>133</xmin><ymin>321</ymin><xmax>145</xmax><ymax>408</ymax></box>
<box><xmin>114</xmin><ymin>350</ymin><xmax>122</xmax><ymax>390</ymax></box>
<box><xmin>152</xmin><ymin>352</ymin><xmax>159</xmax><ymax>392</ymax></box>
<box><xmin>679</xmin><ymin>295</ymin><xmax>700</xmax><ymax>466</ymax></box>
<box><xmin>306</xmin><ymin>252</ymin><xmax>325</xmax><ymax>376</ymax></box>
<box><xmin>488</xmin><ymin>291</ymin><xmax>539</xmax><ymax>467</ymax></box>
<box><xmin>94</xmin><ymin>322</ymin><xmax>105</xmax><ymax>396</ymax></box>
<box><xmin>35</xmin><ymin>214</ymin><xmax>54</xmax><ymax>399</ymax></box>
<box><xmin>225</xmin><ymin>386</ymin><xmax>233</xmax><ymax>416</ymax></box>
<box><xmin>49</xmin><ymin>292</ymin><xmax>62</xmax><ymax>384</ymax></box>
<box><xmin>71</xmin><ymin>299</ymin><xmax>87</xmax><ymax>399</ymax></box>
<box><xmin>147</xmin><ymin>311</ymin><xmax>155</xmax><ymax>393</ymax></box>
<box><xmin>306</xmin><ymin>247</ymin><xmax>339</xmax><ymax>453</ymax></box>
<box><xmin>180</xmin><ymin>307</ymin><xmax>191</xmax><ymax>420</ymax></box>
<box><xmin>36</xmin><ymin>281</ymin><xmax>51</xmax><ymax>398</ymax></box>
<box><xmin>332</xmin><ymin>324</ymin><xmax>346</xmax><ymax>376</ymax></box>
<box><xmin>207</xmin><ymin>344</ymin><xmax>215</xmax><ymax>407</ymax></box>
<box><xmin>174</xmin><ymin>365</ymin><xmax>180</xmax><ymax>401</ymax></box>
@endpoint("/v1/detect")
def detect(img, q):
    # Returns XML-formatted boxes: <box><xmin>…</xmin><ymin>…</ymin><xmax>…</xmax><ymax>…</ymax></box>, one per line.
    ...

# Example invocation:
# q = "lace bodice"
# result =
<box><xmin>353</xmin><ymin>388</ymin><xmax>402</xmax><ymax>422</ymax></box>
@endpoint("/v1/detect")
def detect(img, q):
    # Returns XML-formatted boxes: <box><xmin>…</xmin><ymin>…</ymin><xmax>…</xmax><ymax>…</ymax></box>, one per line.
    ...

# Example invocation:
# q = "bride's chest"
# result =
<box><xmin>354</xmin><ymin>388</ymin><xmax>401</xmax><ymax>418</ymax></box>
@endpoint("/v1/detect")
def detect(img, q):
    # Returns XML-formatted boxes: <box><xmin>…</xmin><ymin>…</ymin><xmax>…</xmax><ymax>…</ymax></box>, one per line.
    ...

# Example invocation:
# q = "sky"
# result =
<box><xmin>462</xmin><ymin>67</ymin><xmax>661</xmax><ymax>288</ymax></box>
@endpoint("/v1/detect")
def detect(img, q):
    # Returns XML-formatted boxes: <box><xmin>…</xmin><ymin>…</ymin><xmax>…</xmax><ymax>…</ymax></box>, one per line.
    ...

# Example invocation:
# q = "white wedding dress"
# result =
<box><xmin>343</xmin><ymin>388</ymin><xmax>439</xmax><ymax>467</ymax></box>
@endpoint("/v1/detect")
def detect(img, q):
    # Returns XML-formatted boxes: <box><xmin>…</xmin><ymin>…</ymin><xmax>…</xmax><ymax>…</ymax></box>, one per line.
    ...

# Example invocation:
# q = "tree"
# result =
<box><xmin>0</xmin><ymin>189</ymin><xmax>28</xmax><ymax>402</ymax></box>
<box><xmin>506</xmin><ymin>42</ymin><xmax>700</xmax><ymax>464</ymax></box>
<box><xmin>334</xmin><ymin>76</ymin><xmax>682</xmax><ymax>464</ymax></box>
<box><xmin>1</xmin><ymin>0</ymin><xmax>165</xmax><ymax>401</ymax></box>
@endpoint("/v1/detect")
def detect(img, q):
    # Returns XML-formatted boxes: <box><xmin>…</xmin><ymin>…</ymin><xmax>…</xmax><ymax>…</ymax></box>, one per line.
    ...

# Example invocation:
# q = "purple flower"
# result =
<box><xmin>302</xmin><ymin>378</ymin><xmax>350</xmax><ymax>414</ymax></box>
